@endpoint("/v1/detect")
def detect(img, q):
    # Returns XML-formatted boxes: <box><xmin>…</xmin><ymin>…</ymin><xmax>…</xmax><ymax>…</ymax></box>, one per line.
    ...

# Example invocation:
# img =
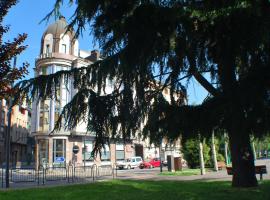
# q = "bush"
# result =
<box><xmin>182</xmin><ymin>138</ymin><xmax>211</xmax><ymax>169</ymax></box>
<box><xmin>217</xmin><ymin>153</ymin><xmax>225</xmax><ymax>162</ymax></box>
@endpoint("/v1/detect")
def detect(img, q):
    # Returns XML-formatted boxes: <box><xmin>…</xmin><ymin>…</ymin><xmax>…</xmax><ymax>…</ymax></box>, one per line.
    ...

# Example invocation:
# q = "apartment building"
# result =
<box><xmin>0</xmin><ymin>99</ymin><xmax>31</xmax><ymax>166</ymax></box>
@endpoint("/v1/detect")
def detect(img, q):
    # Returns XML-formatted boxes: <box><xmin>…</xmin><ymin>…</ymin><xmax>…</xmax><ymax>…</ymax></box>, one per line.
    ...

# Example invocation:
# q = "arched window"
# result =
<box><xmin>43</xmin><ymin>34</ymin><xmax>53</xmax><ymax>54</ymax></box>
<box><xmin>73</xmin><ymin>40</ymin><xmax>79</xmax><ymax>56</ymax></box>
<box><xmin>59</xmin><ymin>34</ymin><xmax>70</xmax><ymax>54</ymax></box>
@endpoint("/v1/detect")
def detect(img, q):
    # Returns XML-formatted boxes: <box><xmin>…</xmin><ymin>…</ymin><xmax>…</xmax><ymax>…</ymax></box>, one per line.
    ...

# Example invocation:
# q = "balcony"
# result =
<box><xmin>35</xmin><ymin>52</ymin><xmax>77</xmax><ymax>66</ymax></box>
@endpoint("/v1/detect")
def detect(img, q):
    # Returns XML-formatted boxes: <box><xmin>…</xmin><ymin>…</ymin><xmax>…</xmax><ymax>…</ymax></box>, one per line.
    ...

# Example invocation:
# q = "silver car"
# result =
<box><xmin>116</xmin><ymin>157</ymin><xmax>143</xmax><ymax>169</ymax></box>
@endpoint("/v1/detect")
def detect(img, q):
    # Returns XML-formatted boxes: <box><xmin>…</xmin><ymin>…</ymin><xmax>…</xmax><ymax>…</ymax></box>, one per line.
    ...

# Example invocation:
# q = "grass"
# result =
<box><xmin>159</xmin><ymin>168</ymin><xmax>201</xmax><ymax>176</ymax></box>
<box><xmin>0</xmin><ymin>180</ymin><xmax>270</xmax><ymax>200</ymax></box>
<box><xmin>158</xmin><ymin>168</ymin><xmax>215</xmax><ymax>176</ymax></box>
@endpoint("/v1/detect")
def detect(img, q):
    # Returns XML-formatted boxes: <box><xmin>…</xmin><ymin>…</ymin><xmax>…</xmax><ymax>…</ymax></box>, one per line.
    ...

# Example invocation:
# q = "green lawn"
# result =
<box><xmin>159</xmin><ymin>168</ymin><xmax>201</xmax><ymax>176</ymax></box>
<box><xmin>159</xmin><ymin>168</ymin><xmax>216</xmax><ymax>176</ymax></box>
<box><xmin>0</xmin><ymin>180</ymin><xmax>269</xmax><ymax>200</ymax></box>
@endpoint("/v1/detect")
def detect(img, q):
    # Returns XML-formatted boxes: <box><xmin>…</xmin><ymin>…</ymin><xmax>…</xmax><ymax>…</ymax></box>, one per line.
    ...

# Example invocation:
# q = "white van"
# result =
<box><xmin>129</xmin><ymin>156</ymin><xmax>143</xmax><ymax>168</ymax></box>
<box><xmin>116</xmin><ymin>156</ymin><xmax>143</xmax><ymax>169</ymax></box>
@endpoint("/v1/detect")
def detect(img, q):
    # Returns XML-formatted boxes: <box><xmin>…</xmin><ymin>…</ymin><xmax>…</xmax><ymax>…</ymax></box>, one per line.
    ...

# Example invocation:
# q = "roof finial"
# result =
<box><xmin>59</xmin><ymin>15</ymin><xmax>65</xmax><ymax>20</ymax></box>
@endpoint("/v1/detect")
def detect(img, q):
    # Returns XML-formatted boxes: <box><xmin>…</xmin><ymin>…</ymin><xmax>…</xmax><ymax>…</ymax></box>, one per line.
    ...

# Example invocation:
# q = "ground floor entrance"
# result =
<box><xmin>34</xmin><ymin>135</ymin><xmax>135</xmax><ymax>169</ymax></box>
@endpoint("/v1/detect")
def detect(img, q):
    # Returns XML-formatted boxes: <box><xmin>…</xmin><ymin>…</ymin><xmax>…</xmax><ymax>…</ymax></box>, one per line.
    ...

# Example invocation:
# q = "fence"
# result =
<box><xmin>0</xmin><ymin>168</ymin><xmax>3</xmax><ymax>188</ymax></box>
<box><xmin>71</xmin><ymin>165</ymin><xmax>95</xmax><ymax>182</ymax></box>
<box><xmin>0</xmin><ymin>164</ymin><xmax>117</xmax><ymax>188</ymax></box>
<box><xmin>11</xmin><ymin>167</ymin><xmax>36</xmax><ymax>183</ymax></box>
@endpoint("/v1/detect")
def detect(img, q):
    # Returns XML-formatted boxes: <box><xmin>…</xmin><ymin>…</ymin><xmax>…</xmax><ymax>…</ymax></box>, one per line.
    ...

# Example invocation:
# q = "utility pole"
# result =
<box><xmin>5</xmin><ymin>57</ymin><xmax>16</xmax><ymax>188</ymax></box>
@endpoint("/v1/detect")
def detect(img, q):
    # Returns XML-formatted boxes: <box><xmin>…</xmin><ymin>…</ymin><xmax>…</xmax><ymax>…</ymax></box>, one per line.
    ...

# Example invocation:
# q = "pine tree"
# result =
<box><xmin>16</xmin><ymin>0</ymin><xmax>270</xmax><ymax>187</ymax></box>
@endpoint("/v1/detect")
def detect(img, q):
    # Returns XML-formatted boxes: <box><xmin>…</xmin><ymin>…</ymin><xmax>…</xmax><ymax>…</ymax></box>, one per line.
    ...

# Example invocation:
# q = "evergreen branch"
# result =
<box><xmin>52</xmin><ymin>88</ymin><xmax>91</xmax><ymax>132</ymax></box>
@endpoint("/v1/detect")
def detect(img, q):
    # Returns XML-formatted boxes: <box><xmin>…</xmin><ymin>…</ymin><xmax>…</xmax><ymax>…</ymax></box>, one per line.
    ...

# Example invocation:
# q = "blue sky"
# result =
<box><xmin>3</xmin><ymin>0</ymin><xmax>208</xmax><ymax>104</ymax></box>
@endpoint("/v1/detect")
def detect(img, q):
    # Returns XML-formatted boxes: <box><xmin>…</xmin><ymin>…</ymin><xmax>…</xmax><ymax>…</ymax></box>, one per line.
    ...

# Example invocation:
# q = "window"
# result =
<box><xmin>54</xmin><ymin>107</ymin><xmax>60</xmax><ymax>124</ymax></box>
<box><xmin>1</xmin><ymin>111</ymin><xmax>5</xmax><ymax>125</ymax></box>
<box><xmin>116</xmin><ymin>143</ymin><xmax>125</xmax><ymax>161</ymax></box>
<box><xmin>0</xmin><ymin>126</ymin><xmax>4</xmax><ymax>139</ymax></box>
<box><xmin>61</xmin><ymin>87</ymin><xmax>67</xmax><ymax>108</ymax></box>
<box><xmin>39</xmin><ymin>100</ymin><xmax>50</xmax><ymax>132</ymax></box>
<box><xmin>101</xmin><ymin>144</ymin><xmax>110</xmax><ymax>161</ymax></box>
<box><xmin>62</xmin><ymin>44</ymin><xmax>67</xmax><ymax>54</ymax></box>
<box><xmin>39</xmin><ymin>139</ymin><xmax>48</xmax><ymax>165</ymax></box>
<box><xmin>41</xmin><ymin>67</ymin><xmax>47</xmax><ymax>75</ymax></box>
<box><xmin>2</xmin><ymin>99</ymin><xmax>6</xmax><ymax>107</ymax></box>
<box><xmin>55</xmin><ymin>85</ymin><xmax>61</xmax><ymax>124</ymax></box>
<box><xmin>46</xmin><ymin>44</ymin><xmax>50</xmax><ymax>54</ymax></box>
<box><xmin>82</xmin><ymin>140</ymin><xmax>93</xmax><ymax>161</ymax></box>
<box><xmin>53</xmin><ymin>139</ymin><xmax>66</xmax><ymax>163</ymax></box>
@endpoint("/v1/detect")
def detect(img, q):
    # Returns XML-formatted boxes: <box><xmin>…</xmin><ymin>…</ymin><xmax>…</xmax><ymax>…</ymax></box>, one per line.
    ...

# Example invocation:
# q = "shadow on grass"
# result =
<box><xmin>0</xmin><ymin>180</ymin><xmax>269</xmax><ymax>200</ymax></box>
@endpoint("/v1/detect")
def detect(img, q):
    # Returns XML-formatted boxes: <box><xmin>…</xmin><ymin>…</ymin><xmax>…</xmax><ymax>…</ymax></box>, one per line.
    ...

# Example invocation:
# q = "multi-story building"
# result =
<box><xmin>32</xmin><ymin>16</ymin><xmax>183</xmax><ymax>169</ymax></box>
<box><xmin>31</xmin><ymin>16</ymin><xmax>134</xmax><ymax>168</ymax></box>
<box><xmin>0</xmin><ymin>99</ymin><xmax>31</xmax><ymax>166</ymax></box>
<box><xmin>0</xmin><ymin>99</ymin><xmax>6</xmax><ymax>165</ymax></box>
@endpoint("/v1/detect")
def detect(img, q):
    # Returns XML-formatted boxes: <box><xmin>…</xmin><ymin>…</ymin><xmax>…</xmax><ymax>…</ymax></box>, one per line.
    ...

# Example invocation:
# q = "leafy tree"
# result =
<box><xmin>182</xmin><ymin>138</ymin><xmax>210</xmax><ymax>169</ymax></box>
<box><xmin>0</xmin><ymin>0</ymin><xmax>28</xmax><ymax>99</ymax></box>
<box><xmin>253</xmin><ymin>135</ymin><xmax>270</xmax><ymax>158</ymax></box>
<box><xmin>214</xmin><ymin>139</ymin><xmax>225</xmax><ymax>163</ymax></box>
<box><xmin>17</xmin><ymin>0</ymin><xmax>270</xmax><ymax>187</ymax></box>
<box><xmin>182</xmin><ymin>136</ymin><xmax>224</xmax><ymax>169</ymax></box>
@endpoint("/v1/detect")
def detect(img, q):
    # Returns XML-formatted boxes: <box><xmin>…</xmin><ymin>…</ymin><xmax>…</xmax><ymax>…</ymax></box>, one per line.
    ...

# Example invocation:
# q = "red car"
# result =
<box><xmin>139</xmin><ymin>158</ymin><xmax>161</xmax><ymax>169</ymax></box>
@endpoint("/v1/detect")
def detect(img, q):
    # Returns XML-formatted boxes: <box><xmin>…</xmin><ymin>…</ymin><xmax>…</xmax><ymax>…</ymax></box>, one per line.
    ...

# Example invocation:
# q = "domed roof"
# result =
<box><xmin>43</xmin><ymin>16</ymin><xmax>74</xmax><ymax>37</ymax></box>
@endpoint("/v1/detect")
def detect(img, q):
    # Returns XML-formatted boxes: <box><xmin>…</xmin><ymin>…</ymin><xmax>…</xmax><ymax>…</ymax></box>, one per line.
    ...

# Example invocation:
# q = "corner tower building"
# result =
<box><xmin>31</xmin><ymin>17</ymin><xmax>118</xmax><ymax>168</ymax></box>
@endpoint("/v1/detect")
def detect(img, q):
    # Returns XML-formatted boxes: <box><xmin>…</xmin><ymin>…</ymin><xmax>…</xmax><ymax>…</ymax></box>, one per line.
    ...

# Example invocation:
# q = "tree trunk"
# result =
<box><xmin>199</xmin><ymin>137</ymin><xmax>205</xmax><ymax>175</ymax></box>
<box><xmin>228</xmin><ymin>130</ymin><xmax>257</xmax><ymax>187</ymax></box>
<box><xmin>252</xmin><ymin>141</ymin><xmax>257</xmax><ymax>160</ymax></box>
<box><xmin>211</xmin><ymin>131</ymin><xmax>218</xmax><ymax>171</ymax></box>
<box><xmin>224</xmin><ymin>133</ymin><xmax>229</xmax><ymax>165</ymax></box>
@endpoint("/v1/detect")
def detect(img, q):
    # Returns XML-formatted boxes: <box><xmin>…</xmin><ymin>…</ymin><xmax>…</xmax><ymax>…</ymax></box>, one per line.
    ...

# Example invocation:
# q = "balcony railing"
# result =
<box><xmin>35</xmin><ymin>53</ymin><xmax>77</xmax><ymax>62</ymax></box>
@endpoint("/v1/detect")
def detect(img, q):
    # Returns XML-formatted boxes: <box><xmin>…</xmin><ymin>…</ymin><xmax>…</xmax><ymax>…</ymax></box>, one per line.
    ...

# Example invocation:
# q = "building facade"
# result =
<box><xmin>32</xmin><ymin>17</ymin><xmax>182</xmax><ymax>169</ymax></box>
<box><xmin>0</xmin><ymin>99</ymin><xmax>6</xmax><ymax>165</ymax></box>
<box><xmin>0</xmin><ymin>99</ymin><xmax>32</xmax><ymax>166</ymax></box>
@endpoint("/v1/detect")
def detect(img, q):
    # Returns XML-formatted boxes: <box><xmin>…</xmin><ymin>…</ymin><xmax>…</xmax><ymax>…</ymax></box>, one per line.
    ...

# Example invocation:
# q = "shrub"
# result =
<box><xmin>182</xmin><ymin>138</ymin><xmax>211</xmax><ymax>169</ymax></box>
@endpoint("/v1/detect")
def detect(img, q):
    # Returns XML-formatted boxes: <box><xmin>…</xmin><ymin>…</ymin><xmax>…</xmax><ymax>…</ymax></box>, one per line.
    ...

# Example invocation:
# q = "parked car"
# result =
<box><xmin>139</xmin><ymin>158</ymin><xmax>161</xmax><ymax>169</ymax></box>
<box><xmin>116</xmin><ymin>159</ymin><xmax>132</xmax><ymax>170</ymax></box>
<box><xmin>116</xmin><ymin>156</ymin><xmax>143</xmax><ymax>169</ymax></box>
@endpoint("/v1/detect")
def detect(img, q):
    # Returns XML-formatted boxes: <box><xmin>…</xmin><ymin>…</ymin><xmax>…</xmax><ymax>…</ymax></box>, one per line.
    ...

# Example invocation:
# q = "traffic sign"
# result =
<box><xmin>55</xmin><ymin>157</ymin><xmax>65</xmax><ymax>162</ymax></box>
<box><xmin>73</xmin><ymin>145</ymin><xmax>80</xmax><ymax>154</ymax></box>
